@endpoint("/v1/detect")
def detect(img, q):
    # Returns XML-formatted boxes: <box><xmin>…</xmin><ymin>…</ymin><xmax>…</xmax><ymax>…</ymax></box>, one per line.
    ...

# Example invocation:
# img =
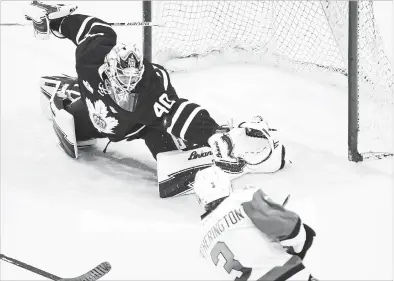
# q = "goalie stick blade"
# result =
<box><xmin>60</xmin><ymin>262</ymin><xmax>111</xmax><ymax>281</ymax></box>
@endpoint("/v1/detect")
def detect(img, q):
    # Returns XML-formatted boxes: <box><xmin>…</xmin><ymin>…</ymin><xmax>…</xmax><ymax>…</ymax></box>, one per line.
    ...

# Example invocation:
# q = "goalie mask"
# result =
<box><xmin>100</xmin><ymin>43</ymin><xmax>145</xmax><ymax>112</ymax></box>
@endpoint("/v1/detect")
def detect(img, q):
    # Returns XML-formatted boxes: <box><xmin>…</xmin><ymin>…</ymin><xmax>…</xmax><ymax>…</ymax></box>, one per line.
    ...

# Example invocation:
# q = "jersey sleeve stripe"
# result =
<box><xmin>180</xmin><ymin>106</ymin><xmax>203</xmax><ymax>140</ymax></box>
<box><xmin>58</xmin><ymin>17</ymin><xmax>67</xmax><ymax>34</ymax></box>
<box><xmin>154</xmin><ymin>66</ymin><xmax>169</xmax><ymax>90</ymax></box>
<box><xmin>258</xmin><ymin>255</ymin><xmax>305</xmax><ymax>281</ymax></box>
<box><xmin>75</xmin><ymin>16</ymin><xmax>94</xmax><ymax>45</ymax></box>
<box><xmin>280</xmin><ymin>221</ymin><xmax>306</xmax><ymax>254</ymax></box>
<box><xmin>169</xmin><ymin>103</ymin><xmax>199</xmax><ymax>139</ymax></box>
<box><xmin>78</xmin><ymin>23</ymin><xmax>113</xmax><ymax>45</ymax></box>
<box><xmin>166</xmin><ymin>101</ymin><xmax>191</xmax><ymax>135</ymax></box>
<box><xmin>78</xmin><ymin>33</ymin><xmax>103</xmax><ymax>45</ymax></box>
<box><xmin>124</xmin><ymin>125</ymin><xmax>146</xmax><ymax>139</ymax></box>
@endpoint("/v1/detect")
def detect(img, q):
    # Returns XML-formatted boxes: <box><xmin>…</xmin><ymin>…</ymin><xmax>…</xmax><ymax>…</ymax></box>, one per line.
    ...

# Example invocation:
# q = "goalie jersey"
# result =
<box><xmin>199</xmin><ymin>188</ymin><xmax>315</xmax><ymax>281</ymax></box>
<box><xmin>56</xmin><ymin>14</ymin><xmax>217</xmax><ymax>144</ymax></box>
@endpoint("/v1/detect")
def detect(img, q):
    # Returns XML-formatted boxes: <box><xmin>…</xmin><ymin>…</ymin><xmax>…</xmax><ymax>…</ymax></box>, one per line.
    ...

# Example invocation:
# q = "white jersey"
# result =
<box><xmin>199</xmin><ymin>187</ymin><xmax>313</xmax><ymax>281</ymax></box>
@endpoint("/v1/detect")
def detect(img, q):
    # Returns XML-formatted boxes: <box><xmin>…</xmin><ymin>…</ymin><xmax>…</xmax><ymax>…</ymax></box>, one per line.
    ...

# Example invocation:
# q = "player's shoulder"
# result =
<box><xmin>202</xmin><ymin>187</ymin><xmax>258</xmax><ymax>224</ymax></box>
<box><xmin>241</xmin><ymin>188</ymin><xmax>301</xmax><ymax>241</ymax></box>
<box><xmin>150</xmin><ymin>62</ymin><xmax>166</xmax><ymax>70</ymax></box>
<box><xmin>210</xmin><ymin>186</ymin><xmax>288</xmax><ymax>222</ymax></box>
<box><xmin>229</xmin><ymin>187</ymin><xmax>259</xmax><ymax>204</ymax></box>
<box><xmin>150</xmin><ymin>63</ymin><xmax>172</xmax><ymax>79</ymax></box>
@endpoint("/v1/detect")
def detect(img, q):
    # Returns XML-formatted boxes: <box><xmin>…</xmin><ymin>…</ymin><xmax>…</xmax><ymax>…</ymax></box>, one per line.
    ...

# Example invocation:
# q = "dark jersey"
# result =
<box><xmin>59</xmin><ymin>14</ymin><xmax>218</xmax><ymax>144</ymax></box>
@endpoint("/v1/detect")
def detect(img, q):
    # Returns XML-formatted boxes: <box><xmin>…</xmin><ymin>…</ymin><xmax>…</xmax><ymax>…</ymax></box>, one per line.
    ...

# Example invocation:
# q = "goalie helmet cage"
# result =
<box><xmin>142</xmin><ymin>0</ymin><xmax>394</xmax><ymax>162</ymax></box>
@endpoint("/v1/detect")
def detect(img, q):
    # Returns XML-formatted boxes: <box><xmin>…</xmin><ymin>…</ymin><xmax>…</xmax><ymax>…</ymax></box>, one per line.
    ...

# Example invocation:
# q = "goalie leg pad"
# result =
<box><xmin>40</xmin><ymin>75</ymin><xmax>80</xmax><ymax>120</ymax></box>
<box><xmin>50</xmin><ymin>92</ymin><xmax>79</xmax><ymax>159</ymax></box>
<box><xmin>41</xmin><ymin>75</ymin><xmax>100</xmax><ymax>154</ymax></box>
<box><xmin>157</xmin><ymin>146</ymin><xmax>214</xmax><ymax>198</ymax></box>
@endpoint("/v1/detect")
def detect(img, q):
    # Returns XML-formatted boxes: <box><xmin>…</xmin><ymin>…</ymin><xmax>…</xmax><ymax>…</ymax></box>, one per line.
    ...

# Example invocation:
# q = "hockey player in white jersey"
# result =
<box><xmin>193</xmin><ymin>117</ymin><xmax>317</xmax><ymax>281</ymax></box>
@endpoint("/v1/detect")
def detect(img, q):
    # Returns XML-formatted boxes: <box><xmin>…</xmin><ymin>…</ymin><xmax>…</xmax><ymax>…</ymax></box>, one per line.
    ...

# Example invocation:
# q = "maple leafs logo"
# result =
<box><xmin>86</xmin><ymin>98</ymin><xmax>119</xmax><ymax>134</ymax></box>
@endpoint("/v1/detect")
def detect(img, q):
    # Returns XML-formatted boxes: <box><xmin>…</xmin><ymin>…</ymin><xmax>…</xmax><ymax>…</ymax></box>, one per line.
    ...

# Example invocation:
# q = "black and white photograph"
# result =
<box><xmin>0</xmin><ymin>0</ymin><xmax>393</xmax><ymax>280</ymax></box>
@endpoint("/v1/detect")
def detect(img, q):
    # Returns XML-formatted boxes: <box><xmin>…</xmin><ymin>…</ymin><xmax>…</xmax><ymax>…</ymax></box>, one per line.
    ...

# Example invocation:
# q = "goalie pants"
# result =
<box><xmin>67</xmin><ymin>98</ymin><xmax>188</xmax><ymax>159</ymax></box>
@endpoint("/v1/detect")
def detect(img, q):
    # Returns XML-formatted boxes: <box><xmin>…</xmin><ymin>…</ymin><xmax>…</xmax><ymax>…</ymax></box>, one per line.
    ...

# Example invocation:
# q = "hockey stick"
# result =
<box><xmin>0</xmin><ymin>21</ymin><xmax>162</xmax><ymax>27</ymax></box>
<box><xmin>282</xmin><ymin>194</ymin><xmax>291</xmax><ymax>207</ymax></box>
<box><xmin>0</xmin><ymin>253</ymin><xmax>111</xmax><ymax>281</ymax></box>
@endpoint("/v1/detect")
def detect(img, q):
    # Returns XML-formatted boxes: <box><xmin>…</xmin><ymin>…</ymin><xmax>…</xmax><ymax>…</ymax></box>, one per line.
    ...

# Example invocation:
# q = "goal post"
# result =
<box><xmin>348</xmin><ymin>0</ymin><xmax>363</xmax><ymax>162</ymax></box>
<box><xmin>142</xmin><ymin>1</ymin><xmax>152</xmax><ymax>62</ymax></box>
<box><xmin>142</xmin><ymin>0</ymin><xmax>393</xmax><ymax>162</ymax></box>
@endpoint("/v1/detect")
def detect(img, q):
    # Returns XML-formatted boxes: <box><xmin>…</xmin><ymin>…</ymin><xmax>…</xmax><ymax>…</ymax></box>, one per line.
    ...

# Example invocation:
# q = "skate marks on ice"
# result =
<box><xmin>75</xmin><ymin>140</ymin><xmax>204</xmax><ymax>214</ymax></box>
<box><xmin>77</xmin><ymin>141</ymin><xmax>158</xmax><ymax>188</ymax></box>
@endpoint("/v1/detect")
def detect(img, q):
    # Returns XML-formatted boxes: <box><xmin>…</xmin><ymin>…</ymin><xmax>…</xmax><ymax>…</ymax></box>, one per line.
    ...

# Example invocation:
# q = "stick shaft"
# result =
<box><xmin>0</xmin><ymin>254</ymin><xmax>60</xmax><ymax>280</ymax></box>
<box><xmin>0</xmin><ymin>21</ymin><xmax>160</xmax><ymax>26</ymax></box>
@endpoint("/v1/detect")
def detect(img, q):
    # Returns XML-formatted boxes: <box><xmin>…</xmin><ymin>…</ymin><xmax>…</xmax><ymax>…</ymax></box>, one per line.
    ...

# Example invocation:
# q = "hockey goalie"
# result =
<box><xmin>26</xmin><ymin>1</ymin><xmax>287</xmax><ymax>198</ymax></box>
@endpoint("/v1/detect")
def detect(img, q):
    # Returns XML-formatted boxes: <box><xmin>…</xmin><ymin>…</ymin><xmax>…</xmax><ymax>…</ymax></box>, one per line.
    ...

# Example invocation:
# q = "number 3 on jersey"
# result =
<box><xmin>154</xmin><ymin>93</ymin><xmax>175</xmax><ymax>117</ymax></box>
<box><xmin>211</xmin><ymin>242</ymin><xmax>252</xmax><ymax>281</ymax></box>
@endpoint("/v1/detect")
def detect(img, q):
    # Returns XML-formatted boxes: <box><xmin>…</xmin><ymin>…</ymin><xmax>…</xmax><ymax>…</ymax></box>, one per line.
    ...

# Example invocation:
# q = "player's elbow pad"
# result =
<box><xmin>280</xmin><ymin>218</ymin><xmax>306</xmax><ymax>254</ymax></box>
<box><xmin>281</xmin><ymin>221</ymin><xmax>316</xmax><ymax>260</ymax></box>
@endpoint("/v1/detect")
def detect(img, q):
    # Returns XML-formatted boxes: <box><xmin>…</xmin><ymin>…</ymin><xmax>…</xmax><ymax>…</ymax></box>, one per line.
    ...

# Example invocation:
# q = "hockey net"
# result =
<box><xmin>151</xmin><ymin>1</ymin><xmax>393</xmax><ymax>161</ymax></box>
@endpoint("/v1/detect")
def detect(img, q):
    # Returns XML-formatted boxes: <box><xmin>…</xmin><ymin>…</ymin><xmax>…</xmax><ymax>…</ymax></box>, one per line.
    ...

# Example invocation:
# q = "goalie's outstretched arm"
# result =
<box><xmin>148</xmin><ymin>64</ymin><xmax>219</xmax><ymax>146</ymax></box>
<box><xmin>164</xmin><ymin>98</ymin><xmax>220</xmax><ymax>145</ymax></box>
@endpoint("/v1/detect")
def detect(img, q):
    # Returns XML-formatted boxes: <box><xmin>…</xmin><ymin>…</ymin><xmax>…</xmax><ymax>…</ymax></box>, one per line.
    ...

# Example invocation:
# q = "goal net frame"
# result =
<box><xmin>141</xmin><ymin>0</ymin><xmax>393</xmax><ymax>162</ymax></box>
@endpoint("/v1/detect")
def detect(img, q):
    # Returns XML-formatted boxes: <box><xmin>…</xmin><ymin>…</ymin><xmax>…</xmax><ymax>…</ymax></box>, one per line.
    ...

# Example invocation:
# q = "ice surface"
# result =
<box><xmin>1</xmin><ymin>1</ymin><xmax>392</xmax><ymax>280</ymax></box>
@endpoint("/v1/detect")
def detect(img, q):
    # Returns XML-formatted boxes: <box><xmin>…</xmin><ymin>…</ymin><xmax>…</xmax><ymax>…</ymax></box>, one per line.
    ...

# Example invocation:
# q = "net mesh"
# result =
<box><xmin>152</xmin><ymin>1</ymin><xmax>393</xmax><ymax>157</ymax></box>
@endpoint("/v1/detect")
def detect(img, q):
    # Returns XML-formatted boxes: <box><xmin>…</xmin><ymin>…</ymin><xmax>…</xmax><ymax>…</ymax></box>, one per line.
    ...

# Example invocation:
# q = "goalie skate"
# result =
<box><xmin>24</xmin><ymin>1</ymin><xmax>78</xmax><ymax>39</ymax></box>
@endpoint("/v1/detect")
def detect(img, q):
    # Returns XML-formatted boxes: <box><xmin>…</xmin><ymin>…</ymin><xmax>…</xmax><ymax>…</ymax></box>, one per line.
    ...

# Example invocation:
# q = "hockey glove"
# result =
<box><xmin>208</xmin><ymin>115</ymin><xmax>284</xmax><ymax>177</ymax></box>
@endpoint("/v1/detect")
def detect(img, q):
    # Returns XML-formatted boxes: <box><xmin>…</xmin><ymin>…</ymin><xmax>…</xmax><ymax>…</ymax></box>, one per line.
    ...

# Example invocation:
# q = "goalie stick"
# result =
<box><xmin>0</xmin><ymin>21</ymin><xmax>162</xmax><ymax>26</ymax></box>
<box><xmin>0</xmin><ymin>253</ymin><xmax>111</xmax><ymax>281</ymax></box>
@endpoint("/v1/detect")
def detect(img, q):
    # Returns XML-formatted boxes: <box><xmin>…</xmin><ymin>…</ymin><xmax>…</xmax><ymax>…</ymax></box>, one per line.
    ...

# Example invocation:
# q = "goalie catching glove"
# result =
<box><xmin>156</xmin><ymin>116</ymin><xmax>286</xmax><ymax>198</ymax></box>
<box><xmin>192</xmin><ymin>116</ymin><xmax>287</xmax><ymax>206</ymax></box>
<box><xmin>208</xmin><ymin>115</ymin><xmax>286</xmax><ymax>178</ymax></box>
<box><xmin>24</xmin><ymin>1</ymin><xmax>78</xmax><ymax>39</ymax></box>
